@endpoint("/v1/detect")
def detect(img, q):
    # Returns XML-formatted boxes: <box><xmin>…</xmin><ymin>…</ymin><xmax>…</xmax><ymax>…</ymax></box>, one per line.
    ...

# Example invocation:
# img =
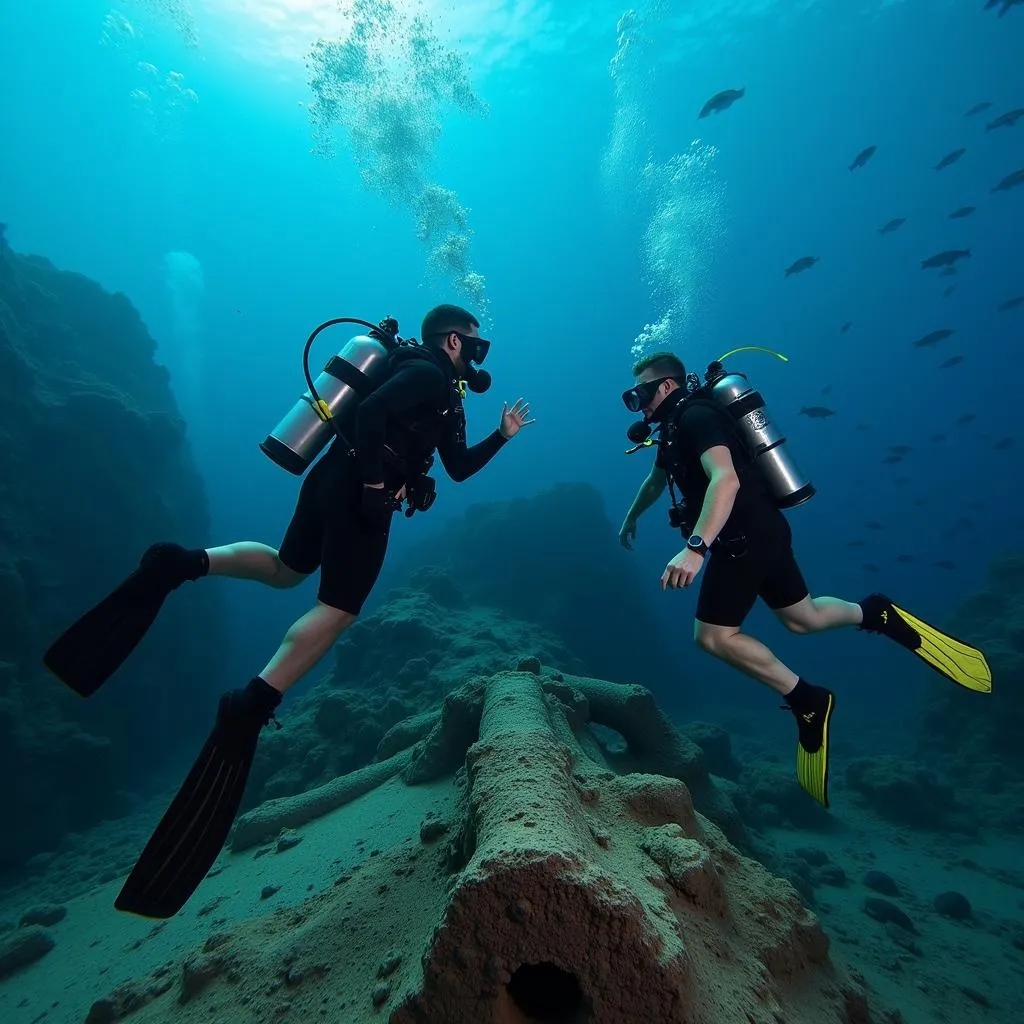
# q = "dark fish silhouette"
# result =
<box><xmin>896</xmin><ymin>554</ymin><xmax>916</xmax><ymax>564</ymax></box>
<box><xmin>939</xmin><ymin>266</ymin><xmax>957</xmax><ymax>277</ymax></box>
<box><xmin>865</xmin><ymin>521</ymin><xmax>883</xmax><ymax>531</ymax></box>
<box><xmin>994</xmin><ymin>436</ymin><xmax>1015</xmax><ymax>450</ymax></box>
<box><xmin>800</xmin><ymin>405</ymin><xmax>835</xmax><ymax>418</ymax></box>
<box><xmin>934</xmin><ymin>148</ymin><xmax>966</xmax><ymax>170</ymax></box>
<box><xmin>948</xmin><ymin>206</ymin><xmax>976</xmax><ymax>219</ymax></box>
<box><xmin>856</xmin><ymin>423</ymin><xmax>869</xmax><ymax>431</ymax></box>
<box><xmin>863</xmin><ymin>564</ymin><xmax>880</xmax><ymax>573</ymax></box>
<box><xmin>849</xmin><ymin>145</ymin><xmax>877</xmax><ymax>170</ymax></box>
<box><xmin>699</xmin><ymin>88</ymin><xmax>745</xmax><ymax>118</ymax></box>
<box><xmin>998</xmin><ymin>296</ymin><xmax>1024</xmax><ymax>311</ymax></box>
<box><xmin>913</xmin><ymin>329</ymin><xmax>955</xmax><ymax>348</ymax></box>
<box><xmin>966</xmin><ymin>102</ymin><xmax>992</xmax><ymax>117</ymax></box>
<box><xmin>878</xmin><ymin>217</ymin><xmax>906</xmax><ymax>234</ymax></box>
<box><xmin>848</xmin><ymin>539</ymin><xmax>865</xmax><ymax>547</ymax></box>
<box><xmin>840</xmin><ymin>322</ymin><xmax>852</xmax><ymax>334</ymax></box>
<box><xmin>955</xmin><ymin>413</ymin><xmax>976</xmax><ymax>424</ymax></box>
<box><xmin>785</xmin><ymin>256</ymin><xmax>819</xmax><ymax>277</ymax></box>
<box><xmin>939</xmin><ymin>355</ymin><xmax>964</xmax><ymax>368</ymax></box>
<box><xmin>943</xmin><ymin>286</ymin><xmax>956</xmax><ymax>297</ymax></box>
<box><xmin>935</xmin><ymin>560</ymin><xmax>956</xmax><ymax>570</ymax></box>
<box><xmin>890</xmin><ymin>445</ymin><xmax>912</xmax><ymax>455</ymax></box>
<box><xmin>992</xmin><ymin>167</ymin><xmax>1024</xmax><ymax>193</ymax></box>
<box><xmin>921</xmin><ymin>249</ymin><xmax>970</xmax><ymax>269</ymax></box>
<box><xmin>821</xmin><ymin>384</ymin><xmax>833</xmax><ymax>394</ymax></box>
<box><xmin>987</xmin><ymin>109</ymin><xmax>1024</xmax><ymax>131</ymax></box>
<box><xmin>881</xmin><ymin>455</ymin><xmax>903</xmax><ymax>464</ymax></box>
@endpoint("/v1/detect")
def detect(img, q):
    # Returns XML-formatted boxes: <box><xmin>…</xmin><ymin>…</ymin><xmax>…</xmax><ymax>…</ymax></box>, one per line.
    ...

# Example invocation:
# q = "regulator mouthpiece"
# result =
<box><xmin>465</xmin><ymin>366</ymin><xmax>492</xmax><ymax>394</ymax></box>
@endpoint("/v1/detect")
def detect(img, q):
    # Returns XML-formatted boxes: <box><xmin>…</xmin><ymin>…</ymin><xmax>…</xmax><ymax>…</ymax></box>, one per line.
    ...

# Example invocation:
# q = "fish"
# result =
<box><xmin>895</xmin><ymin>554</ymin><xmax>916</xmax><ymax>564</ymax></box>
<box><xmin>863</xmin><ymin>564</ymin><xmax>880</xmax><ymax>573</ymax></box>
<box><xmin>955</xmin><ymin>413</ymin><xmax>976</xmax><ymax>424</ymax></box>
<box><xmin>856</xmin><ymin>423</ymin><xmax>869</xmax><ymax>431</ymax></box>
<box><xmin>965</xmin><ymin>101</ymin><xmax>992</xmax><ymax>117</ymax></box>
<box><xmin>934</xmin><ymin>560</ymin><xmax>956</xmax><ymax>570</ymax></box>
<box><xmin>931</xmin><ymin>433</ymin><xmax>947</xmax><ymax>441</ymax></box>
<box><xmin>994</xmin><ymin>436</ymin><xmax>1015</xmax><ymax>450</ymax></box>
<box><xmin>881</xmin><ymin>455</ymin><xmax>903</xmax><ymax>464</ymax></box>
<box><xmin>849</xmin><ymin>145</ymin><xmax>877</xmax><ymax>170</ymax></box>
<box><xmin>878</xmin><ymin>217</ymin><xmax>906</xmax><ymax>234</ymax></box>
<box><xmin>914</xmin><ymin>329</ymin><xmax>955</xmax><ymax>348</ymax></box>
<box><xmin>865</xmin><ymin>521</ymin><xmax>883</xmax><ymax>531</ymax></box>
<box><xmin>939</xmin><ymin>266</ymin><xmax>957</xmax><ymax>277</ymax></box>
<box><xmin>934</xmin><ymin>148</ymin><xmax>967</xmax><ymax>170</ymax></box>
<box><xmin>840</xmin><ymin>322</ymin><xmax>852</xmax><ymax>334</ymax></box>
<box><xmin>943</xmin><ymin>286</ymin><xmax>956</xmax><ymax>298</ymax></box>
<box><xmin>997</xmin><ymin>0</ymin><xmax>1024</xmax><ymax>16</ymax></box>
<box><xmin>800</xmin><ymin>405</ymin><xmax>835</xmax><ymax>418</ymax></box>
<box><xmin>992</xmin><ymin>168</ymin><xmax>1024</xmax><ymax>193</ymax></box>
<box><xmin>847</xmin><ymin>539</ymin><xmax>865</xmax><ymax>548</ymax></box>
<box><xmin>998</xmin><ymin>296</ymin><xmax>1024</xmax><ymax>311</ymax></box>
<box><xmin>939</xmin><ymin>355</ymin><xmax>964</xmax><ymax>368</ymax></box>
<box><xmin>821</xmin><ymin>384</ymin><xmax>833</xmax><ymax>394</ymax></box>
<box><xmin>948</xmin><ymin>206</ymin><xmax>976</xmax><ymax>219</ymax></box>
<box><xmin>785</xmin><ymin>256</ymin><xmax>819</xmax><ymax>277</ymax></box>
<box><xmin>889</xmin><ymin>445</ymin><xmax>912</xmax><ymax>455</ymax></box>
<box><xmin>921</xmin><ymin>249</ymin><xmax>970</xmax><ymax>269</ymax></box>
<box><xmin>698</xmin><ymin>88</ymin><xmax>745</xmax><ymax>118</ymax></box>
<box><xmin>986</xmin><ymin>109</ymin><xmax>1024</xmax><ymax>131</ymax></box>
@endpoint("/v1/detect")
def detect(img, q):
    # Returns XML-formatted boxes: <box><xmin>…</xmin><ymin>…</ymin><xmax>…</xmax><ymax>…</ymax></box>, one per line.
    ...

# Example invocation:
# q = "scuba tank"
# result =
<box><xmin>703</xmin><ymin>349</ymin><xmax>815</xmax><ymax>509</ymax></box>
<box><xmin>260</xmin><ymin>316</ymin><xmax>403</xmax><ymax>475</ymax></box>
<box><xmin>625</xmin><ymin>346</ymin><xmax>815</xmax><ymax>510</ymax></box>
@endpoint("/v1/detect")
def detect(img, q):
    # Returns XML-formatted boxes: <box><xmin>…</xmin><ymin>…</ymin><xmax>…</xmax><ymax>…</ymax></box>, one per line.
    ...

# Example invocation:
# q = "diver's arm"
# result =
<box><xmin>437</xmin><ymin>425</ymin><xmax>507</xmax><ymax>483</ymax></box>
<box><xmin>354</xmin><ymin>362</ymin><xmax>448</xmax><ymax>484</ymax></box>
<box><xmin>625</xmin><ymin>465</ymin><xmax>668</xmax><ymax>521</ymax></box>
<box><xmin>689</xmin><ymin>446</ymin><xmax>740</xmax><ymax>544</ymax></box>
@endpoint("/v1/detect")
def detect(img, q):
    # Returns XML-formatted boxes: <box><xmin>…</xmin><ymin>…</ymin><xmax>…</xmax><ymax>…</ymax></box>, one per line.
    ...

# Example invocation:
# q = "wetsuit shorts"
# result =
<box><xmin>278</xmin><ymin>446</ymin><xmax>394</xmax><ymax>615</ymax></box>
<box><xmin>695</xmin><ymin>507</ymin><xmax>809</xmax><ymax>628</ymax></box>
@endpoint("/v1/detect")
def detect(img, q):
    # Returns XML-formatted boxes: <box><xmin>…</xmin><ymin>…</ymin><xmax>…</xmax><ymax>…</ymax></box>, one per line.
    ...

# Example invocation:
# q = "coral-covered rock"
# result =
<box><xmin>130</xmin><ymin>669</ymin><xmax>888</xmax><ymax>1024</ymax></box>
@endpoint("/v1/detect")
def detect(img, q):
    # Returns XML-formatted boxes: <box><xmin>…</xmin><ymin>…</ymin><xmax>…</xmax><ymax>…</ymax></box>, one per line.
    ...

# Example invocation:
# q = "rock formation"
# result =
<box><xmin>0</xmin><ymin>227</ymin><xmax>227</xmax><ymax>873</ymax></box>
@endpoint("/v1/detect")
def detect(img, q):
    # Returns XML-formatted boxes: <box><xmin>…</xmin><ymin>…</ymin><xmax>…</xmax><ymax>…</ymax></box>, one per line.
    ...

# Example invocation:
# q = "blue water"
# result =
<box><xmin>1</xmin><ymin>0</ymin><xmax>1022</xmax><ymax>1020</ymax></box>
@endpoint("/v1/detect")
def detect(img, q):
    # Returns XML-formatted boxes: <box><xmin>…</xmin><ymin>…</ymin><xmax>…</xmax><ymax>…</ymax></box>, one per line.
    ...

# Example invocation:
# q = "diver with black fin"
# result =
<box><xmin>619</xmin><ymin>350</ymin><xmax>991</xmax><ymax>809</ymax></box>
<box><xmin>43</xmin><ymin>304</ymin><xmax>534</xmax><ymax>919</ymax></box>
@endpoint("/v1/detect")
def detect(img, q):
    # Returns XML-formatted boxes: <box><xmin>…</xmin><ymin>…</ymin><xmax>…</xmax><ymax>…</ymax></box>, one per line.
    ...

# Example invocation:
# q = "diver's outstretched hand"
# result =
<box><xmin>500</xmin><ymin>399</ymin><xmax>535</xmax><ymax>439</ymax></box>
<box><xmin>619</xmin><ymin>516</ymin><xmax>637</xmax><ymax>549</ymax></box>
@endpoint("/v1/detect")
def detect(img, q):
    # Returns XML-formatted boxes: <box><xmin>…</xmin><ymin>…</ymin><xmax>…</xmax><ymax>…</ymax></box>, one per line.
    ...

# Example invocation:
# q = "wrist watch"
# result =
<box><xmin>687</xmin><ymin>534</ymin><xmax>709</xmax><ymax>557</ymax></box>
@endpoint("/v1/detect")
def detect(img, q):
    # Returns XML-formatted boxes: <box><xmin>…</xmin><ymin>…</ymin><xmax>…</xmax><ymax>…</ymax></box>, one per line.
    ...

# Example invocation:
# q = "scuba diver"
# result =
<box><xmin>43</xmin><ymin>304</ymin><xmax>534</xmax><ymax>919</ymax></box>
<box><xmin>618</xmin><ymin>350</ymin><xmax>991</xmax><ymax>808</ymax></box>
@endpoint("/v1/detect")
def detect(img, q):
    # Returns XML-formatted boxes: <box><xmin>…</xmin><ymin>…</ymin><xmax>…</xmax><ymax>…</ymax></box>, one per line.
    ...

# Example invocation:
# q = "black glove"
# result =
<box><xmin>360</xmin><ymin>484</ymin><xmax>395</xmax><ymax>532</ymax></box>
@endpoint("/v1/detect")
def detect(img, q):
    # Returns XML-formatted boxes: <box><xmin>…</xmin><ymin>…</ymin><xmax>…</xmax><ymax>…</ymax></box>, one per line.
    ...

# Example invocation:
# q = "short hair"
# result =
<box><xmin>631</xmin><ymin>351</ymin><xmax>686</xmax><ymax>381</ymax></box>
<box><xmin>421</xmin><ymin>304</ymin><xmax>479</xmax><ymax>347</ymax></box>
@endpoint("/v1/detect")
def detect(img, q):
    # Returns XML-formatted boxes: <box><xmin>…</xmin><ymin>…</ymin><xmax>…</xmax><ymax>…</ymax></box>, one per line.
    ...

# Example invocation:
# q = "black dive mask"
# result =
<box><xmin>621</xmin><ymin>375</ymin><xmax>672</xmax><ymax>414</ymax></box>
<box><xmin>455</xmin><ymin>331</ymin><xmax>490</xmax><ymax>366</ymax></box>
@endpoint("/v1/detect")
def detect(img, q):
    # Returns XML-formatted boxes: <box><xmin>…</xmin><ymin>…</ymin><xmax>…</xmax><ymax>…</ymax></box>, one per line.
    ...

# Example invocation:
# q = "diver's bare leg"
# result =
<box><xmin>260</xmin><ymin>603</ymin><xmax>357</xmax><ymax>693</ymax></box>
<box><xmin>206</xmin><ymin>542</ymin><xmax>307</xmax><ymax>588</ymax></box>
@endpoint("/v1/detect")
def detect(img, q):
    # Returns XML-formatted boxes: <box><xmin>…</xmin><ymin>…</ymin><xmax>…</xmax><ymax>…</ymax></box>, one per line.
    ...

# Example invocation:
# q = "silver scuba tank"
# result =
<box><xmin>260</xmin><ymin>332</ymin><xmax>394</xmax><ymax>475</ymax></box>
<box><xmin>704</xmin><ymin>364</ymin><xmax>815</xmax><ymax>508</ymax></box>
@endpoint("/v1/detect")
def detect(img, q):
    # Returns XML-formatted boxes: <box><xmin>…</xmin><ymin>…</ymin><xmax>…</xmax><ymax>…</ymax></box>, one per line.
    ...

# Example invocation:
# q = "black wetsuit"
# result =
<box><xmin>279</xmin><ymin>346</ymin><xmax>506</xmax><ymax>613</ymax></box>
<box><xmin>655</xmin><ymin>391</ymin><xmax>808</xmax><ymax>627</ymax></box>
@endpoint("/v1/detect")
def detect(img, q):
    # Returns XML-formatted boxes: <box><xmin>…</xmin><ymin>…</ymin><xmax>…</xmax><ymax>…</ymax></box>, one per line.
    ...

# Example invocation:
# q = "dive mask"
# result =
<box><xmin>454</xmin><ymin>331</ymin><xmax>490</xmax><ymax>366</ymax></box>
<box><xmin>621</xmin><ymin>375</ymin><xmax>672</xmax><ymax>414</ymax></box>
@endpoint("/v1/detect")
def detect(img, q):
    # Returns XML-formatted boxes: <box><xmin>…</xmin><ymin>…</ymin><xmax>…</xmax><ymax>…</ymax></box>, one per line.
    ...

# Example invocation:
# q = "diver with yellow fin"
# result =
<box><xmin>618</xmin><ymin>348</ymin><xmax>991</xmax><ymax>809</ymax></box>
